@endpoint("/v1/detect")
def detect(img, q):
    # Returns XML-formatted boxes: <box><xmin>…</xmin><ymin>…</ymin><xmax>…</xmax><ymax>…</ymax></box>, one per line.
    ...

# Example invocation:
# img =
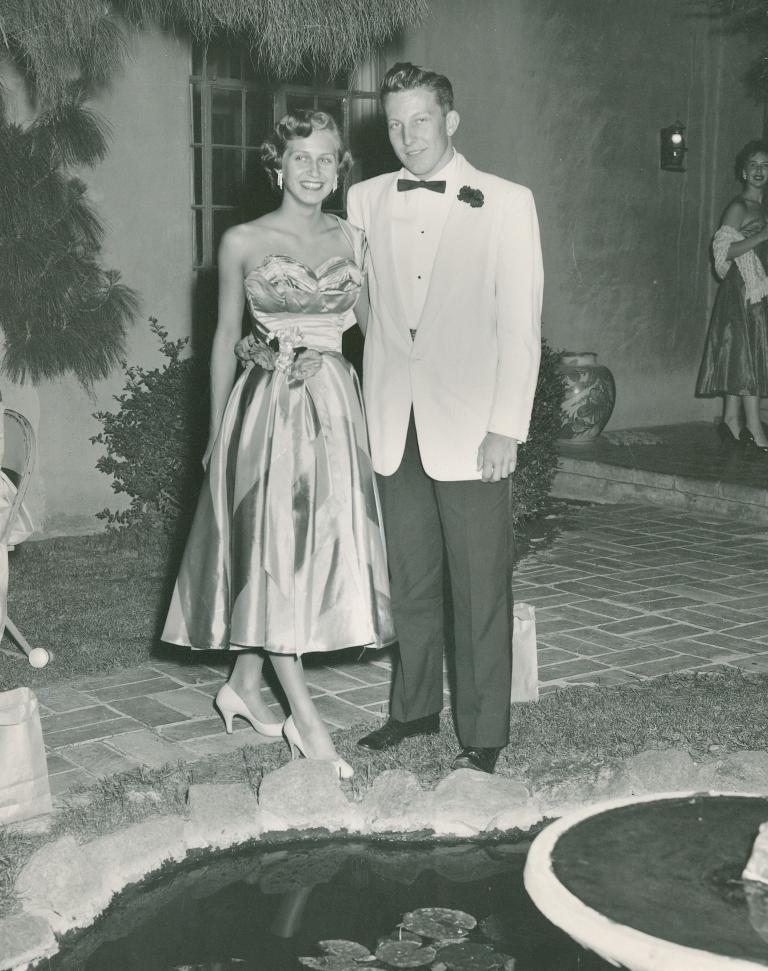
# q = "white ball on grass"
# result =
<box><xmin>28</xmin><ymin>648</ymin><xmax>50</xmax><ymax>669</ymax></box>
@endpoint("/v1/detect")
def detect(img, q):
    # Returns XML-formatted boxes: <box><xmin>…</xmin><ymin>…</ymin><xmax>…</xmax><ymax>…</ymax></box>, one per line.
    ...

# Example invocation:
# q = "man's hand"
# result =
<box><xmin>477</xmin><ymin>432</ymin><xmax>519</xmax><ymax>482</ymax></box>
<box><xmin>235</xmin><ymin>334</ymin><xmax>276</xmax><ymax>370</ymax></box>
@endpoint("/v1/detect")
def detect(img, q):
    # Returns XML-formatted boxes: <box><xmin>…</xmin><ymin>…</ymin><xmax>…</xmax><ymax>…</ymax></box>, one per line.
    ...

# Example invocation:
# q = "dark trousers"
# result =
<box><xmin>377</xmin><ymin>414</ymin><xmax>514</xmax><ymax>748</ymax></box>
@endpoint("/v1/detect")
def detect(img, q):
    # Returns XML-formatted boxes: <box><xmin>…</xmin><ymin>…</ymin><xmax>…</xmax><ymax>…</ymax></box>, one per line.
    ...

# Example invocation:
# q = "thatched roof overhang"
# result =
<box><xmin>0</xmin><ymin>0</ymin><xmax>428</xmax><ymax>105</ymax></box>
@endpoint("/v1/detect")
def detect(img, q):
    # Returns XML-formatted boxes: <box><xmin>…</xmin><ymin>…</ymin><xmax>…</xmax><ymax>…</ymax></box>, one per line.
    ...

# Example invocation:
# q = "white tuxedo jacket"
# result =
<box><xmin>346</xmin><ymin>153</ymin><xmax>543</xmax><ymax>480</ymax></box>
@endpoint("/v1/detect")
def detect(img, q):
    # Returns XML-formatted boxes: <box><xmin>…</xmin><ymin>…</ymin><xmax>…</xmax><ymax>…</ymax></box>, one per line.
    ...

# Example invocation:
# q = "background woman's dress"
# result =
<box><xmin>697</xmin><ymin>239</ymin><xmax>768</xmax><ymax>396</ymax></box>
<box><xmin>162</xmin><ymin>222</ymin><xmax>395</xmax><ymax>654</ymax></box>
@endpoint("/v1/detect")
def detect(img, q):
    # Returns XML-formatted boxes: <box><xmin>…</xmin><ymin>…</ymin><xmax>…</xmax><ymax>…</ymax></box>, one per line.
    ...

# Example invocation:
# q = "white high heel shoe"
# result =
<box><xmin>283</xmin><ymin>715</ymin><xmax>354</xmax><ymax>780</ymax></box>
<box><xmin>214</xmin><ymin>682</ymin><xmax>284</xmax><ymax>737</ymax></box>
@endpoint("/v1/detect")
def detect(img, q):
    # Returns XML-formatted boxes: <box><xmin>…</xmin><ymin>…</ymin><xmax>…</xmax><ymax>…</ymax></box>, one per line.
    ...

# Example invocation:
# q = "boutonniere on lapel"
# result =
<box><xmin>457</xmin><ymin>185</ymin><xmax>484</xmax><ymax>208</ymax></box>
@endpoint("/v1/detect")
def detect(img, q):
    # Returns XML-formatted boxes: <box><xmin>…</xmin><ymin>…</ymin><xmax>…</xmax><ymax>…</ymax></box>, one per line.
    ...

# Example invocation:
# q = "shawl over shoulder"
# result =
<box><xmin>713</xmin><ymin>225</ymin><xmax>768</xmax><ymax>304</ymax></box>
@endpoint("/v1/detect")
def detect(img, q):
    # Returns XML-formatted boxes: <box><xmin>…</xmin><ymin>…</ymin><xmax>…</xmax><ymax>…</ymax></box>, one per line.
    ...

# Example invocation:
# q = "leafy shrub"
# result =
<box><xmin>91</xmin><ymin>317</ymin><xmax>208</xmax><ymax>535</ymax></box>
<box><xmin>513</xmin><ymin>338</ymin><xmax>565</xmax><ymax>522</ymax></box>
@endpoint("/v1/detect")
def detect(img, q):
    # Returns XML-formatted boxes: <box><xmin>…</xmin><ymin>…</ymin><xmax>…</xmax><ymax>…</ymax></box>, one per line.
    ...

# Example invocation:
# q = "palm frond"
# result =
<box><xmin>1</xmin><ymin>166</ymin><xmax>68</xmax><ymax>237</ymax></box>
<box><xmin>62</xmin><ymin>180</ymin><xmax>105</xmax><ymax>251</ymax></box>
<box><xmin>4</xmin><ymin>0</ymin><xmax>125</xmax><ymax>107</ymax></box>
<box><xmin>0</xmin><ymin>237</ymin><xmax>61</xmax><ymax>288</ymax></box>
<box><xmin>79</xmin><ymin>13</ymin><xmax>129</xmax><ymax>87</ymax></box>
<box><xmin>29</xmin><ymin>94</ymin><xmax>111</xmax><ymax>168</ymax></box>
<box><xmin>0</xmin><ymin>116</ymin><xmax>135</xmax><ymax>386</ymax></box>
<box><xmin>1</xmin><ymin>270</ymin><xmax>138</xmax><ymax>387</ymax></box>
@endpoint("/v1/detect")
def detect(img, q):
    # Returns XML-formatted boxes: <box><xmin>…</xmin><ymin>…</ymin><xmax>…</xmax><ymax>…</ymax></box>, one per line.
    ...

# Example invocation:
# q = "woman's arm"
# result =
<box><xmin>204</xmin><ymin>229</ymin><xmax>246</xmax><ymax>464</ymax></box>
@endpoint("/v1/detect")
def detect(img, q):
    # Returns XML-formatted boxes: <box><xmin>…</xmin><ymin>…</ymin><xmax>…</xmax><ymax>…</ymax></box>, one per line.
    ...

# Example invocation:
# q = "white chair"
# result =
<box><xmin>0</xmin><ymin>408</ymin><xmax>49</xmax><ymax>668</ymax></box>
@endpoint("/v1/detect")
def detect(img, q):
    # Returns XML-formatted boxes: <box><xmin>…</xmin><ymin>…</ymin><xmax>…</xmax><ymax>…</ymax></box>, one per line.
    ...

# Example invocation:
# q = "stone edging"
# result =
<box><xmin>4</xmin><ymin>747</ymin><xmax>768</xmax><ymax>970</ymax></box>
<box><xmin>553</xmin><ymin>457</ymin><xmax>768</xmax><ymax>524</ymax></box>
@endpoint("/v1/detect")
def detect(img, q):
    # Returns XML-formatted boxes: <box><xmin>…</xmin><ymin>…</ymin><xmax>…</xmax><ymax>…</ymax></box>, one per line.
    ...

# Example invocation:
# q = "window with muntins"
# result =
<box><xmin>190</xmin><ymin>40</ymin><xmax>386</xmax><ymax>268</ymax></box>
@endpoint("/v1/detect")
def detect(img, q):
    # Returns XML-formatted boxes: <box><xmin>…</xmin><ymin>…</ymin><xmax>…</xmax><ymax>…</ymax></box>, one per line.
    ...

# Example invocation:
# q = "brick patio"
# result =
<box><xmin>35</xmin><ymin>492</ymin><xmax>768</xmax><ymax>801</ymax></box>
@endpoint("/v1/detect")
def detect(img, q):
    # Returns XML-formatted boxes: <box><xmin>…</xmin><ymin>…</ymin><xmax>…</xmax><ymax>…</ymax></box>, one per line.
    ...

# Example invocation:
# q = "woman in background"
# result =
<box><xmin>697</xmin><ymin>139</ymin><xmax>768</xmax><ymax>450</ymax></box>
<box><xmin>162</xmin><ymin>110</ymin><xmax>394</xmax><ymax>778</ymax></box>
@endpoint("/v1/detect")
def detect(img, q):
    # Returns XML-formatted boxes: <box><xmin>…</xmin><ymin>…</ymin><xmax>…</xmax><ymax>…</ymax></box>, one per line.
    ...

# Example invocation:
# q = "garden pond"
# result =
<box><xmin>44</xmin><ymin>836</ymin><xmax>613</xmax><ymax>970</ymax></box>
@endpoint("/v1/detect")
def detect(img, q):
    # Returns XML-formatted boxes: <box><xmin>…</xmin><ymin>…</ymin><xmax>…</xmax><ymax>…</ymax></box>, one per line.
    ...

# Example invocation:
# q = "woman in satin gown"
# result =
<box><xmin>697</xmin><ymin>139</ymin><xmax>768</xmax><ymax>450</ymax></box>
<box><xmin>162</xmin><ymin>110</ymin><xmax>395</xmax><ymax>778</ymax></box>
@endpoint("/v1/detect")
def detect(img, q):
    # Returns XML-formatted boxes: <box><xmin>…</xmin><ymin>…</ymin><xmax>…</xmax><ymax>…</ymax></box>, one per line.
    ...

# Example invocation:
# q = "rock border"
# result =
<box><xmin>4</xmin><ymin>747</ymin><xmax>768</xmax><ymax>970</ymax></box>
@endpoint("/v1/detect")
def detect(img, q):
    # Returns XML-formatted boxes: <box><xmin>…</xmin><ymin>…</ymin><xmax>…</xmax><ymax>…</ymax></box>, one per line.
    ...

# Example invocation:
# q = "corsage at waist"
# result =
<box><xmin>253</xmin><ymin>314</ymin><xmax>346</xmax><ymax>356</ymax></box>
<box><xmin>267</xmin><ymin>326</ymin><xmax>305</xmax><ymax>373</ymax></box>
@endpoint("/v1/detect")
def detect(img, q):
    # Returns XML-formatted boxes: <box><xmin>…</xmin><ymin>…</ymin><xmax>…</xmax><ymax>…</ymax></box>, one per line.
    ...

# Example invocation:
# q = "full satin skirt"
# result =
<box><xmin>697</xmin><ymin>263</ymin><xmax>768</xmax><ymax>397</ymax></box>
<box><xmin>162</xmin><ymin>354</ymin><xmax>395</xmax><ymax>654</ymax></box>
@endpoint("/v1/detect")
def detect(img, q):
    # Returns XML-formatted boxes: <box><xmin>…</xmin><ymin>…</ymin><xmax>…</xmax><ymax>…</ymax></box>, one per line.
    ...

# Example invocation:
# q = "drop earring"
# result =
<box><xmin>332</xmin><ymin>176</ymin><xmax>338</xmax><ymax>192</ymax></box>
<box><xmin>277</xmin><ymin>171</ymin><xmax>283</xmax><ymax>190</ymax></box>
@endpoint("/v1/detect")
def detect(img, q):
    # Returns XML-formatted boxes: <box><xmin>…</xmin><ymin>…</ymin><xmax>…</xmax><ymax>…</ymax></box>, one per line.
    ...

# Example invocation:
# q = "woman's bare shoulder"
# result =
<box><xmin>721</xmin><ymin>197</ymin><xmax>748</xmax><ymax>228</ymax></box>
<box><xmin>222</xmin><ymin>217</ymin><xmax>274</xmax><ymax>249</ymax></box>
<box><xmin>219</xmin><ymin>216</ymin><xmax>281</xmax><ymax>267</ymax></box>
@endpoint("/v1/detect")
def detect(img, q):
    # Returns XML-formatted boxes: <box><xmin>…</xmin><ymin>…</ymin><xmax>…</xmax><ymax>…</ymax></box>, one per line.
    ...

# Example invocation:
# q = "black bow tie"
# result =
<box><xmin>397</xmin><ymin>179</ymin><xmax>447</xmax><ymax>193</ymax></box>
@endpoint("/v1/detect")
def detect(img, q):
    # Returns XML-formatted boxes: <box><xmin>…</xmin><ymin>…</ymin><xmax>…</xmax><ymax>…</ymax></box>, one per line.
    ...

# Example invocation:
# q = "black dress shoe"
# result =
<box><xmin>717</xmin><ymin>422</ymin><xmax>743</xmax><ymax>446</ymax></box>
<box><xmin>357</xmin><ymin>713</ymin><xmax>440</xmax><ymax>751</ymax></box>
<box><xmin>741</xmin><ymin>427</ymin><xmax>768</xmax><ymax>453</ymax></box>
<box><xmin>451</xmin><ymin>746</ymin><xmax>501</xmax><ymax>774</ymax></box>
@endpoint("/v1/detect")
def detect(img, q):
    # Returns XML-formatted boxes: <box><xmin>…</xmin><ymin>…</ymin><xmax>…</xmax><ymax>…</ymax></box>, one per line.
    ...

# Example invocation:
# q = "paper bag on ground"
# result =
<box><xmin>0</xmin><ymin>686</ymin><xmax>52</xmax><ymax>824</ymax></box>
<box><xmin>511</xmin><ymin>601</ymin><xmax>539</xmax><ymax>703</ymax></box>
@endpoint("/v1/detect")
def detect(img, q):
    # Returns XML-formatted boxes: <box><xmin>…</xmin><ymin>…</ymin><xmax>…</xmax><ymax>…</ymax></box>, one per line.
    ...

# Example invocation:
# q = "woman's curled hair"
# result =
<box><xmin>735</xmin><ymin>139</ymin><xmax>768</xmax><ymax>184</ymax></box>
<box><xmin>260</xmin><ymin>110</ymin><xmax>353</xmax><ymax>187</ymax></box>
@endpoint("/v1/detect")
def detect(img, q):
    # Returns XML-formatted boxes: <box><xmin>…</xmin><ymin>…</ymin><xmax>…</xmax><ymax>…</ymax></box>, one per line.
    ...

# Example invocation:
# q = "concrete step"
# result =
<box><xmin>551</xmin><ymin>422</ymin><xmax>768</xmax><ymax>524</ymax></box>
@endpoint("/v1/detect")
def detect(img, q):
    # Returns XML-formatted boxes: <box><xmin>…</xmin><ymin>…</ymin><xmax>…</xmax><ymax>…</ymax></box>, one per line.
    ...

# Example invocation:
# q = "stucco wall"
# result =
<box><xmin>1</xmin><ymin>24</ymin><xmax>193</xmax><ymax>534</ymax></box>
<box><xmin>386</xmin><ymin>0</ymin><xmax>764</xmax><ymax>430</ymax></box>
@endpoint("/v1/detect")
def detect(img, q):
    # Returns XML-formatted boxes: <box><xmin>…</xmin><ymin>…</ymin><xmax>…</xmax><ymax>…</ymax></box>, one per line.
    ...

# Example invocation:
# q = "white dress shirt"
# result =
<box><xmin>390</xmin><ymin>151</ymin><xmax>459</xmax><ymax>332</ymax></box>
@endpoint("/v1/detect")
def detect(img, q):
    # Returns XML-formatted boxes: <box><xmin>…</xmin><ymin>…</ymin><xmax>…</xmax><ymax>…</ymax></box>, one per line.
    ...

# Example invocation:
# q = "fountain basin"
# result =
<box><xmin>525</xmin><ymin>791</ymin><xmax>768</xmax><ymax>970</ymax></box>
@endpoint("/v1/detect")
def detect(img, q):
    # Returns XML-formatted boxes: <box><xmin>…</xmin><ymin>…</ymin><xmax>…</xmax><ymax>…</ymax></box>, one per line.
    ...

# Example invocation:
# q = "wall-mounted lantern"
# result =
<box><xmin>660</xmin><ymin>121</ymin><xmax>686</xmax><ymax>172</ymax></box>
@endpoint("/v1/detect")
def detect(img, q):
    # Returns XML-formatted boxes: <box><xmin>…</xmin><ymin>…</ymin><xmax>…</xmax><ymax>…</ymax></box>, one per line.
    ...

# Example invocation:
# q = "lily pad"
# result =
<box><xmin>434</xmin><ymin>941</ymin><xmax>506</xmax><ymax>970</ymax></box>
<box><xmin>375</xmin><ymin>939</ymin><xmax>437</xmax><ymax>967</ymax></box>
<box><xmin>300</xmin><ymin>939</ymin><xmax>379</xmax><ymax>969</ymax></box>
<box><xmin>318</xmin><ymin>941</ymin><xmax>374</xmax><ymax>960</ymax></box>
<box><xmin>401</xmin><ymin>908</ymin><xmax>477</xmax><ymax>940</ymax></box>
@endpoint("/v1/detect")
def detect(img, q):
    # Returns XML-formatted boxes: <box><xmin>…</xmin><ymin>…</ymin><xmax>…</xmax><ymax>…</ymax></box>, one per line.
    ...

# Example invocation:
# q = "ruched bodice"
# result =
<box><xmin>245</xmin><ymin>255</ymin><xmax>362</xmax><ymax>355</ymax></box>
<box><xmin>245</xmin><ymin>254</ymin><xmax>363</xmax><ymax>315</ymax></box>
<box><xmin>162</xmin><ymin>221</ymin><xmax>394</xmax><ymax>656</ymax></box>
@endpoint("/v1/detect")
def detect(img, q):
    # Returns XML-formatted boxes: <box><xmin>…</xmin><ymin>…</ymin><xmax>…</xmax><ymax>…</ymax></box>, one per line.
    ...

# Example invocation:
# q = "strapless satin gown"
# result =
<box><xmin>697</xmin><ymin>240</ymin><xmax>768</xmax><ymax>396</ymax></box>
<box><xmin>162</xmin><ymin>241</ymin><xmax>395</xmax><ymax>655</ymax></box>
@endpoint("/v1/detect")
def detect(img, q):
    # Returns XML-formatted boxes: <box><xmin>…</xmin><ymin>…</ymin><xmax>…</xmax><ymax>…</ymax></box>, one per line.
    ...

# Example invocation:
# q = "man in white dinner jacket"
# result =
<box><xmin>348</xmin><ymin>63</ymin><xmax>543</xmax><ymax>773</ymax></box>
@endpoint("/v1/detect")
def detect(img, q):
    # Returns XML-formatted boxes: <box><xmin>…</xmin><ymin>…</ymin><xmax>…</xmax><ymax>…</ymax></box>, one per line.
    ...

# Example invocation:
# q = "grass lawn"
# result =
<box><xmin>0</xmin><ymin>533</ymin><xmax>178</xmax><ymax>690</ymax></box>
